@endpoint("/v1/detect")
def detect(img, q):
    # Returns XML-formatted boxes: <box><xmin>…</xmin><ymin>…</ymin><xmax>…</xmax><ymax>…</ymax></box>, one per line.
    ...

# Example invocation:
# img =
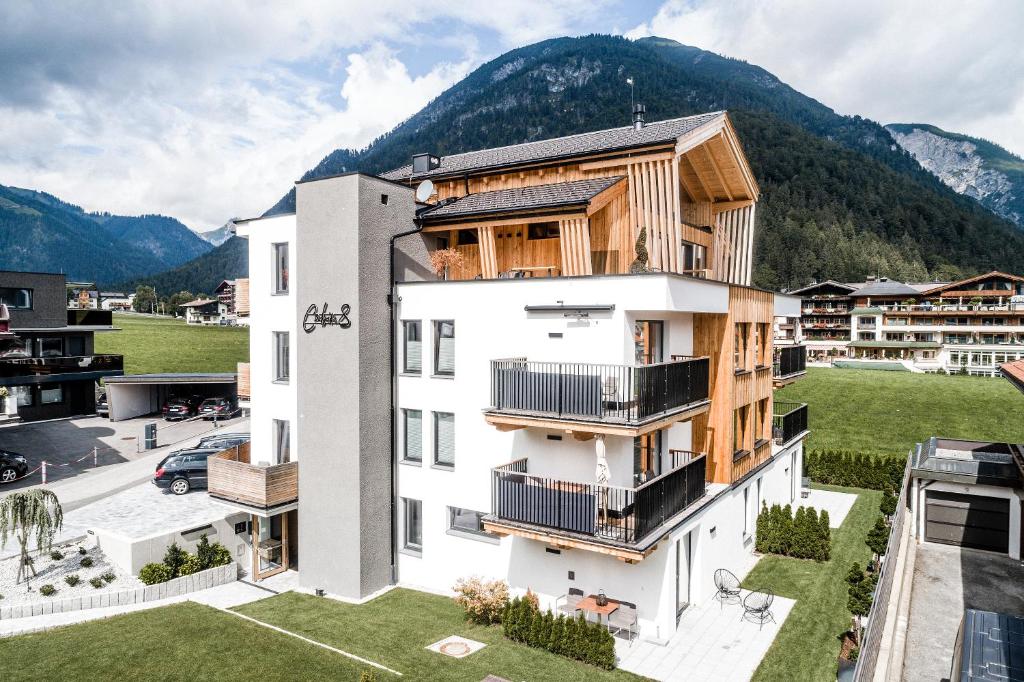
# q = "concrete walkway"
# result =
<box><xmin>802</xmin><ymin>488</ymin><xmax>857</xmax><ymax>528</ymax></box>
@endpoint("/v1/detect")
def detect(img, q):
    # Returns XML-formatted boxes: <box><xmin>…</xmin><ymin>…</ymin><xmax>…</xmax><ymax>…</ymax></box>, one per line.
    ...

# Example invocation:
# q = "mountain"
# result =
<box><xmin>886</xmin><ymin>123</ymin><xmax>1024</xmax><ymax>228</ymax></box>
<box><xmin>117</xmin><ymin>236</ymin><xmax>248</xmax><ymax>296</ymax></box>
<box><xmin>0</xmin><ymin>184</ymin><xmax>213</xmax><ymax>283</ymax></box>
<box><xmin>265</xmin><ymin>34</ymin><xmax>1024</xmax><ymax>289</ymax></box>
<box><xmin>197</xmin><ymin>222</ymin><xmax>237</xmax><ymax>247</ymax></box>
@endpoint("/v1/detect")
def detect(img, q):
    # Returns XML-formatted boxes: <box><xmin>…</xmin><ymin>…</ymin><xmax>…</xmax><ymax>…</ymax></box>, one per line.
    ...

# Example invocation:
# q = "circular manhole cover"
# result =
<box><xmin>440</xmin><ymin>642</ymin><xmax>471</xmax><ymax>657</ymax></box>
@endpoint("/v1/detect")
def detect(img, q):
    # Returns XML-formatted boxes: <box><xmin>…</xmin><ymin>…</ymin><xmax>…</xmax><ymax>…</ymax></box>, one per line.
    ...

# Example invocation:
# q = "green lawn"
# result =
<box><xmin>0</xmin><ymin>602</ymin><xmax>369</xmax><ymax>681</ymax></box>
<box><xmin>95</xmin><ymin>313</ymin><xmax>249</xmax><ymax>375</ymax></box>
<box><xmin>234</xmin><ymin>588</ymin><xmax>642</xmax><ymax>681</ymax></box>
<box><xmin>744</xmin><ymin>485</ymin><xmax>881</xmax><ymax>682</ymax></box>
<box><xmin>777</xmin><ymin>367</ymin><xmax>1024</xmax><ymax>457</ymax></box>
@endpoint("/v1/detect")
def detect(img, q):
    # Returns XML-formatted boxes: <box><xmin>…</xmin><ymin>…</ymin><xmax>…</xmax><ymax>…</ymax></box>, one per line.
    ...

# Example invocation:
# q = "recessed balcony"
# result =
<box><xmin>772</xmin><ymin>345</ymin><xmax>807</xmax><ymax>387</ymax></box>
<box><xmin>773</xmin><ymin>401</ymin><xmax>809</xmax><ymax>448</ymax></box>
<box><xmin>483</xmin><ymin>451</ymin><xmax>708</xmax><ymax>561</ymax></box>
<box><xmin>485</xmin><ymin>356</ymin><xmax>711</xmax><ymax>437</ymax></box>
<box><xmin>208</xmin><ymin>442</ymin><xmax>298</xmax><ymax>514</ymax></box>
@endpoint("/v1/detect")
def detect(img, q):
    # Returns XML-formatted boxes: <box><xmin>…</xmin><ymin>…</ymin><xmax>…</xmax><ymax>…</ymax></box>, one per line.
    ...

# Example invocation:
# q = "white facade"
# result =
<box><xmin>393</xmin><ymin>274</ymin><xmax>803</xmax><ymax>640</ymax></box>
<box><xmin>184</xmin><ymin>301</ymin><xmax>229</xmax><ymax>325</ymax></box>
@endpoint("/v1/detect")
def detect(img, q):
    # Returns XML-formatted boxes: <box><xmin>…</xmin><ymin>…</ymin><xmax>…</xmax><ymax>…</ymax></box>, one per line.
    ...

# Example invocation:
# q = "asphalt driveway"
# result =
<box><xmin>903</xmin><ymin>542</ymin><xmax>1024</xmax><ymax>681</ymax></box>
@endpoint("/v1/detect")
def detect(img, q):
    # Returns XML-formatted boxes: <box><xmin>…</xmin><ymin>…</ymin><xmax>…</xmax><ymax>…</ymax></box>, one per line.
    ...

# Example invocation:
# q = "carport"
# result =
<box><xmin>104</xmin><ymin>373</ymin><xmax>237</xmax><ymax>421</ymax></box>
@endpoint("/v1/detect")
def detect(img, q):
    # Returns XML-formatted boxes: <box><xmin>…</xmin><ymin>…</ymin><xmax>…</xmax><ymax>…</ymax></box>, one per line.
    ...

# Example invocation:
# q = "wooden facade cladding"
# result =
<box><xmin>234</xmin><ymin>278</ymin><xmax>250</xmax><ymax>315</ymax></box>
<box><xmin>237</xmin><ymin>362</ymin><xmax>251</xmax><ymax>401</ymax></box>
<box><xmin>208</xmin><ymin>442</ymin><xmax>298</xmax><ymax>510</ymax></box>
<box><xmin>558</xmin><ymin>217</ymin><xmax>593</xmax><ymax>276</ymax></box>
<box><xmin>692</xmin><ymin>285</ymin><xmax>775</xmax><ymax>485</ymax></box>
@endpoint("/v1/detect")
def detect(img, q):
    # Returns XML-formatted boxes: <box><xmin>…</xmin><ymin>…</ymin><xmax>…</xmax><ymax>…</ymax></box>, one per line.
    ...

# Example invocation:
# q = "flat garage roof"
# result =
<box><xmin>105</xmin><ymin>373</ymin><xmax>236</xmax><ymax>385</ymax></box>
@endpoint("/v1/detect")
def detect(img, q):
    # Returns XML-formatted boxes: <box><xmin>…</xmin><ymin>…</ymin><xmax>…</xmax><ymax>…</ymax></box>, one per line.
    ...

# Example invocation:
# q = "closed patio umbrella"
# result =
<box><xmin>595</xmin><ymin>435</ymin><xmax>610</xmax><ymax>529</ymax></box>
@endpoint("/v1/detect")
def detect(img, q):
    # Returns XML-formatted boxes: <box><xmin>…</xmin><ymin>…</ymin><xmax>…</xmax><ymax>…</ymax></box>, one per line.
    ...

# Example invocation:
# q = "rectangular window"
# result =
<box><xmin>0</xmin><ymin>338</ymin><xmax>30</xmax><ymax>358</ymax></box>
<box><xmin>734</xmin><ymin>323</ymin><xmax>749</xmax><ymax>371</ymax></box>
<box><xmin>38</xmin><ymin>337</ymin><xmax>62</xmax><ymax>357</ymax></box>
<box><xmin>681</xmin><ymin>241</ymin><xmax>707</xmax><ymax>276</ymax></box>
<box><xmin>447</xmin><ymin>507</ymin><xmax>495</xmax><ymax>539</ymax></box>
<box><xmin>41</xmin><ymin>385</ymin><xmax>63</xmax><ymax>404</ymax></box>
<box><xmin>734</xmin><ymin>406</ymin><xmax>748</xmax><ymax>455</ymax></box>
<box><xmin>402</xmin><ymin>321</ymin><xmax>422</xmax><ymax>373</ymax></box>
<box><xmin>433</xmin><ymin>412</ymin><xmax>455</xmax><ymax>468</ymax></box>
<box><xmin>403</xmin><ymin>498</ymin><xmax>422</xmax><ymax>552</ymax></box>
<box><xmin>456</xmin><ymin>229</ymin><xmax>479</xmax><ymax>245</ymax></box>
<box><xmin>402</xmin><ymin>409</ymin><xmax>422</xmax><ymax>463</ymax></box>
<box><xmin>12</xmin><ymin>386</ymin><xmax>33</xmax><ymax>407</ymax></box>
<box><xmin>273</xmin><ymin>332</ymin><xmax>289</xmax><ymax>382</ymax></box>
<box><xmin>743</xmin><ymin>486</ymin><xmax>750</xmax><ymax>536</ymax></box>
<box><xmin>272</xmin><ymin>243</ymin><xmax>289</xmax><ymax>294</ymax></box>
<box><xmin>272</xmin><ymin>419</ymin><xmax>290</xmax><ymax>464</ymax></box>
<box><xmin>0</xmin><ymin>288</ymin><xmax>32</xmax><ymax>309</ymax></box>
<box><xmin>527</xmin><ymin>222</ymin><xmax>560</xmax><ymax>240</ymax></box>
<box><xmin>433</xmin><ymin>320</ymin><xmax>455</xmax><ymax>376</ymax></box>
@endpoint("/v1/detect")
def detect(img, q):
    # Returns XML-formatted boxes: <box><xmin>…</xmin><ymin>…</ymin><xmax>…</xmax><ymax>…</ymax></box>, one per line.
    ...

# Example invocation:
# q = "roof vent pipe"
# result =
<box><xmin>632</xmin><ymin>103</ymin><xmax>646</xmax><ymax>130</ymax></box>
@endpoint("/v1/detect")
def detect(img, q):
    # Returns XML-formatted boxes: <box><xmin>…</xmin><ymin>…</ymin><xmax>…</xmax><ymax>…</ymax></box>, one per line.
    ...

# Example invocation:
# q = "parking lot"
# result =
<box><xmin>0</xmin><ymin>412</ymin><xmax>249</xmax><ymax>491</ymax></box>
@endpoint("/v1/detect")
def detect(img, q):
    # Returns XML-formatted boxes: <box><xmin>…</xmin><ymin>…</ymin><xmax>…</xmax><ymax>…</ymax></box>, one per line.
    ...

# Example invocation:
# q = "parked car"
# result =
<box><xmin>198</xmin><ymin>396</ymin><xmax>237</xmax><ymax>420</ymax></box>
<box><xmin>197</xmin><ymin>432</ymin><xmax>250</xmax><ymax>450</ymax></box>
<box><xmin>96</xmin><ymin>392</ymin><xmax>108</xmax><ymax>418</ymax></box>
<box><xmin>153</xmin><ymin>448</ymin><xmax>220</xmax><ymax>495</ymax></box>
<box><xmin>0</xmin><ymin>449</ymin><xmax>29</xmax><ymax>484</ymax></box>
<box><xmin>162</xmin><ymin>395</ymin><xmax>203</xmax><ymax>421</ymax></box>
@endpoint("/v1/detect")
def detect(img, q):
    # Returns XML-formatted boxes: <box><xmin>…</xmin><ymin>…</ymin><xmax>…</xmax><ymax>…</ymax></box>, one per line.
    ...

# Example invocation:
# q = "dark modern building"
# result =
<box><xmin>0</xmin><ymin>270</ymin><xmax>123</xmax><ymax>421</ymax></box>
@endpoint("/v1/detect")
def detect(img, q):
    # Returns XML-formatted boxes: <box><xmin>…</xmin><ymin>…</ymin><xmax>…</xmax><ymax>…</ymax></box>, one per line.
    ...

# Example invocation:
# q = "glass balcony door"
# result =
<box><xmin>634</xmin><ymin>320</ymin><xmax>664</xmax><ymax>365</ymax></box>
<box><xmin>253</xmin><ymin>512</ymin><xmax>289</xmax><ymax>580</ymax></box>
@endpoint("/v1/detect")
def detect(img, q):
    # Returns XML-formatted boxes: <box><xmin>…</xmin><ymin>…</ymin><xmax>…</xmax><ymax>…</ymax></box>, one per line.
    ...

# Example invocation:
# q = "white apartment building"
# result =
<box><xmin>219</xmin><ymin>112</ymin><xmax>810</xmax><ymax>644</ymax></box>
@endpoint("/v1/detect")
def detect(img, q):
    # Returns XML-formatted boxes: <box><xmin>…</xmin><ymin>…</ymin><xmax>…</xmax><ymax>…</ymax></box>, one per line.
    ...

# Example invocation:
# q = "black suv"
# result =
<box><xmin>153</xmin><ymin>448</ymin><xmax>220</xmax><ymax>495</ymax></box>
<box><xmin>0</xmin><ymin>450</ymin><xmax>29</xmax><ymax>484</ymax></box>
<box><xmin>198</xmin><ymin>396</ymin><xmax>237</xmax><ymax>420</ymax></box>
<box><xmin>163</xmin><ymin>395</ymin><xmax>203</xmax><ymax>421</ymax></box>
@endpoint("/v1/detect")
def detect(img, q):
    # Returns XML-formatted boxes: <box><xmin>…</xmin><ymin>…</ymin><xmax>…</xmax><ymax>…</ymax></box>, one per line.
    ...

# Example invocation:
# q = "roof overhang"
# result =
<box><xmin>484</xmin><ymin>399</ymin><xmax>710</xmax><ymax>438</ymax></box>
<box><xmin>105</xmin><ymin>373</ymin><xmax>237</xmax><ymax>385</ymax></box>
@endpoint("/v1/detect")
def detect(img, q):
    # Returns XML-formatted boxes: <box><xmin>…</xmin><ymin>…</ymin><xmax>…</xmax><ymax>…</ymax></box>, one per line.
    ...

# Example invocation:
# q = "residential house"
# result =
<box><xmin>180</xmin><ymin>298</ymin><xmax>228</xmax><ymax>325</ymax></box>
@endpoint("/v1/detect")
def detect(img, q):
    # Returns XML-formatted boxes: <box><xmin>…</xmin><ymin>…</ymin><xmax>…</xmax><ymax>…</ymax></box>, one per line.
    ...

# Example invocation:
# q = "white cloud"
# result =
<box><xmin>628</xmin><ymin>0</ymin><xmax>1024</xmax><ymax>157</ymax></box>
<box><xmin>0</xmin><ymin>0</ymin><xmax>606</xmax><ymax>229</ymax></box>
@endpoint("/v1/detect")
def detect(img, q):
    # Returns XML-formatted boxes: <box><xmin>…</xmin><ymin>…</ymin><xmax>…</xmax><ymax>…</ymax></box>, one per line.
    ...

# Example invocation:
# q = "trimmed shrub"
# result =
<box><xmin>64</xmin><ymin>574</ymin><xmax>81</xmax><ymax>587</ymax></box>
<box><xmin>79</xmin><ymin>557</ymin><xmax>94</xmax><ymax>568</ymax></box>
<box><xmin>880</xmin><ymin>491</ymin><xmax>898</xmax><ymax>517</ymax></box>
<box><xmin>162</xmin><ymin>542</ymin><xmax>187</xmax><ymax>577</ymax></box>
<box><xmin>757</xmin><ymin>503</ymin><xmax>830</xmax><ymax>561</ymax></box>
<box><xmin>50</xmin><ymin>550</ymin><xmax>64</xmax><ymax>561</ymax></box>
<box><xmin>209</xmin><ymin>543</ymin><xmax>232</xmax><ymax>567</ymax></box>
<box><xmin>805</xmin><ymin>450</ymin><xmax>905</xmax><ymax>493</ymax></box>
<box><xmin>501</xmin><ymin>596</ymin><xmax>615</xmax><ymax>670</ymax></box>
<box><xmin>77</xmin><ymin>546</ymin><xmax>87</xmax><ymax>555</ymax></box>
<box><xmin>453</xmin><ymin>576</ymin><xmax>510</xmax><ymax>625</ymax></box>
<box><xmin>89</xmin><ymin>577</ymin><xmax>104</xmax><ymax>589</ymax></box>
<box><xmin>866</xmin><ymin>516</ymin><xmax>890</xmax><ymax>559</ymax></box>
<box><xmin>139</xmin><ymin>562</ymin><xmax>172</xmax><ymax>585</ymax></box>
<box><xmin>100</xmin><ymin>571</ymin><xmax>116</xmax><ymax>584</ymax></box>
<box><xmin>39</xmin><ymin>584</ymin><xmax>57</xmax><ymax>597</ymax></box>
<box><xmin>178</xmin><ymin>553</ymin><xmax>203</xmax><ymax>576</ymax></box>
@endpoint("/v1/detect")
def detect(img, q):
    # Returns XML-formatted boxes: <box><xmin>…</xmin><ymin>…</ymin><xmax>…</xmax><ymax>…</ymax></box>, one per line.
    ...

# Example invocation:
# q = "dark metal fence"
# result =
<box><xmin>853</xmin><ymin>454</ymin><xmax>912</xmax><ymax>681</ymax></box>
<box><xmin>67</xmin><ymin>309</ymin><xmax>113</xmax><ymax>326</ymax></box>
<box><xmin>490</xmin><ymin>356</ymin><xmax>709</xmax><ymax>424</ymax></box>
<box><xmin>773</xmin><ymin>345</ymin><xmax>806</xmax><ymax>378</ymax></box>
<box><xmin>491</xmin><ymin>454</ymin><xmax>707</xmax><ymax>544</ymax></box>
<box><xmin>772</xmin><ymin>401</ymin><xmax>808</xmax><ymax>445</ymax></box>
<box><xmin>0</xmin><ymin>354</ymin><xmax>124</xmax><ymax>379</ymax></box>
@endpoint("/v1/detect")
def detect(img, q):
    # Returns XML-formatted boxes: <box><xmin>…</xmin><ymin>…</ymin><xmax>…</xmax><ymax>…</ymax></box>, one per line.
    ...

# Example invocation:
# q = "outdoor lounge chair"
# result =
<box><xmin>555</xmin><ymin>587</ymin><xmax>584</xmax><ymax>617</ymax></box>
<box><xmin>713</xmin><ymin>569</ymin><xmax>742</xmax><ymax>609</ymax></box>
<box><xmin>607</xmin><ymin>600</ymin><xmax>638</xmax><ymax>643</ymax></box>
<box><xmin>801</xmin><ymin>477</ymin><xmax>811</xmax><ymax>498</ymax></box>
<box><xmin>742</xmin><ymin>590</ymin><xmax>776</xmax><ymax>630</ymax></box>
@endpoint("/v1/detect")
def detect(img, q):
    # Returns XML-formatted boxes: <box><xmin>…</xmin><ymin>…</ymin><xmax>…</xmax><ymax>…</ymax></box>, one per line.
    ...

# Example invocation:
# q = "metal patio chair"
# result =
<box><xmin>607</xmin><ymin>600</ymin><xmax>638</xmax><ymax>644</ymax></box>
<box><xmin>741</xmin><ymin>590</ymin><xmax>776</xmax><ymax>630</ymax></box>
<box><xmin>555</xmin><ymin>587</ymin><xmax>584</xmax><ymax>617</ymax></box>
<box><xmin>713</xmin><ymin>569</ymin><xmax>742</xmax><ymax>610</ymax></box>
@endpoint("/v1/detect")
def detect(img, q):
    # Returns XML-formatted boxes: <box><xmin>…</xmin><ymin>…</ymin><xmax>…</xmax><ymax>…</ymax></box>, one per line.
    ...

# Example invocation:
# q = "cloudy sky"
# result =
<box><xmin>2</xmin><ymin>0</ymin><xmax>1021</xmax><ymax>232</ymax></box>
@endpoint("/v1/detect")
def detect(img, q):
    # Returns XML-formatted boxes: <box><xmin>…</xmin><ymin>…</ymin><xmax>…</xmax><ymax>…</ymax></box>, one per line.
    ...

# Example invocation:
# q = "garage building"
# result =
<box><xmin>911</xmin><ymin>437</ymin><xmax>1023</xmax><ymax>558</ymax></box>
<box><xmin>104</xmin><ymin>373</ymin><xmax>237</xmax><ymax>421</ymax></box>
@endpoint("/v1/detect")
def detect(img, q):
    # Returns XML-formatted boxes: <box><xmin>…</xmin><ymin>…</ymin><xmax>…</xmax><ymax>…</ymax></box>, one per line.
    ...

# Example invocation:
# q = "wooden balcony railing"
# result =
<box><xmin>490</xmin><ymin>453</ymin><xmax>707</xmax><ymax>545</ymax></box>
<box><xmin>489</xmin><ymin>356</ymin><xmax>710</xmax><ymax>425</ymax></box>
<box><xmin>208</xmin><ymin>442</ymin><xmax>298</xmax><ymax>510</ymax></box>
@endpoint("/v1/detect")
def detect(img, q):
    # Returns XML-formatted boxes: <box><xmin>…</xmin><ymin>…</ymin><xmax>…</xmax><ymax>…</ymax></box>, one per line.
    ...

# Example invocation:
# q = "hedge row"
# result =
<box><xmin>805</xmin><ymin>450</ymin><xmax>905</xmax><ymax>493</ymax></box>
<box><xmin>502</xmin><ymin>596</ymin><xmax>616</xmax><ymax>670</ymax></box>
<box><xmin>139</xmin><ymin>536</ymin><xmax>232</xmax><ymax>585</ymax></box>
<box><xmin>756</xmin><ymin>503</ymin><xmax>831</xmax><ymax>561</ymax></box>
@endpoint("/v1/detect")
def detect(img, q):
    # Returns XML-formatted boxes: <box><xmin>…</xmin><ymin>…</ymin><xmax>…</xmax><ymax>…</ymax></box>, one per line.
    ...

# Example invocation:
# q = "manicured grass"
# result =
<box><xmin>744</xmin><ymin>485</ymin><xmax>882</xmax><ymax>682</ymax></box>
<box><xmin>777</xmin><ymin>367</ymin><xmax>1024</xmax><ymax>457</ymax></box>
<box><xmin>0</xmin><ymin>602</ymin><xmax>369</xmax><ymax>681</ymax></box>
<box><xmin>95</xmin><ymin>313</ymin><xmax>249</xmax><ymax>375</ymax></box>
<box><xmin>234</xmin><ymin>588</ymin><xmax>642</xmax><ymax>681</ymax></box>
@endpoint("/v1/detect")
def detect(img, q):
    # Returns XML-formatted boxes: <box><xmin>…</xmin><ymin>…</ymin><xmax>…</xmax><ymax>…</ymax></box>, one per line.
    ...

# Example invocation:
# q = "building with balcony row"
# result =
<box><xmin>219</xmin><ymin>110</ymin><xmax>809</xmax><ymax>643</ymax></box>
<box><xmin>0</xmin><ymin>271</ymin><xmax>122</xmax><ymax>421</ymax></box>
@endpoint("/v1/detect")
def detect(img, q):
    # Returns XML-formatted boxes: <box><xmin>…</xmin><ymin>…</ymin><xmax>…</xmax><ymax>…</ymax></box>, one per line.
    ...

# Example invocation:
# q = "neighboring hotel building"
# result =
<box><xmin>0</xmin><ymin>271</ymin><xmax>122</xmax><ymax>421</ymax></box>
<box><xmin>218</xmin><ymin>111</ymin><xmax>809</xmax><ymax>642</ymax></box>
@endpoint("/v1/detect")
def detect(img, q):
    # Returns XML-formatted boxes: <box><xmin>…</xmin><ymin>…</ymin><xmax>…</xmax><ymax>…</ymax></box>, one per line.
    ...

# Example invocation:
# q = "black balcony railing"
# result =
<box><xmin>0</xmin><ymin>354</ymin><xmax>124</xmax><ymax>379</ymax></box>
<box><xmin>773</xmin><ymin>345</ymin><xmax>806</xmax><ymax>379</ymax></box>
<box><xmin>67</xmin><ymin>309</ymin><xmax>113</xmax><ymax>326</ymax></box>
<box><xmin>489</xmin><ymin>356</ymin><xmax>710</xmax><ymax>424</ymax></box>
<box><xmin>491</xmin><ymin>454</ymin><xmax>707</xmax><ymax>545</ymax></box>
<box><xmin>773</xmin><ymin>401</ymin><xmax>808</xmax><ymax>446</ymax></box>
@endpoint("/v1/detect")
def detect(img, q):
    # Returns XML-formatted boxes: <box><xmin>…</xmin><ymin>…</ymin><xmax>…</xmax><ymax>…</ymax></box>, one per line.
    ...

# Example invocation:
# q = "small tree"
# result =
<box><xmin>133</xmin><ymin>285</ymin><xmax>157</xmax><ymax>313</ymax></box>
<box><xmin>880</xmin><ymin>491</ymin><xmax>898</xmax><ymax>517</ymax></box>
<box><xmin>866</xmin><ymin>516</ymin><xmax>890</xmax><ymax>561</ymax></box>
<box><xmin>818</xmin><ymin>510</ymin><xmax>831</xmax><ymax>561</ymax></box>
<box><xmin>629</xmin><ymin>226</ymin><xmax>649</xmax><ymax>273</ymax></box>
<box><xmin>162</xmin><ymin>542</ymin><xmax>187</xmax><ymax>577</ymax></box>
<box><xmin>846</xmin><ymin>563</ymin><xmax>874</xmax><ymax>644</ymax></box>
<box><xmin>0</xmin><ymin>489</ymin><xmax>64</xmax><ymax>584</ymax></box>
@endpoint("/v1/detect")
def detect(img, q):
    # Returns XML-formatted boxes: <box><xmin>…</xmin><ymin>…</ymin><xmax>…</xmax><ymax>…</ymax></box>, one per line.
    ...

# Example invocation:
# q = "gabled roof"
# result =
<box><xmin>418</xmin><ymin>176</ymin><xmax>624</xmax><ymax>223</ymax></box>
<box><xmin>179</xmin><ymin>299</ymin><xmax>219</xmax><ymax>308</ymax></box>
<box><xmin>789</xmin><ymin>279</ymin><xmax>857</xmax><ymax>295</ymax></box>
<box><xmin>921</xmin><ymin>270</ymin><xmax>1024</xmax><ymax>295</ymax></box>
<box><xmin>848</xmin><ymin>279</ymin><xmax>922</xmax><ymax>298</ymax></box>
<box><xmin>382</xmin><ymin>112</ymin><xmax>724</xmax><ymax>182</ymax></box>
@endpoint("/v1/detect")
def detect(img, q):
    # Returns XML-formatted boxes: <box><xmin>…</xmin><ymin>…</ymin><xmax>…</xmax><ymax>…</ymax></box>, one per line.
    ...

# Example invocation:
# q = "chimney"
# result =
<box><xmin>412</xmin><ymin>153</ymin><xmax>441</xmax><ymax>175</ymax></box>
<box><xmin>632</xmin><ymin>103</ymin><xmax>646</xmax><ymax>130</ymax></box>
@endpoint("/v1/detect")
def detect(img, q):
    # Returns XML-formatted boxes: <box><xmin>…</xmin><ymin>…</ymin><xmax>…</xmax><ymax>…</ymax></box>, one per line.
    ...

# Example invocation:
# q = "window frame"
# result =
<box><xmin>272</xmin><ymin>331</ymin><xmax>289</xmax><ymax>383</ymax></box>
<box><xmin>402</xmin><ymin>320</ymin><xmax>422</xmax><ymax>374</ymax></box>
<box><xmin>0</xmin><ymin>287</ymin><xmax>32</xmax><ymax>310</ymax></box>
<box><xmin>402</xmin><ymin>497</ymin><xmax>423</xmax><ymax>554</ymax></box>
<box><xmin>272</xmin><ymin>242</ymin><xmax>289</xmax><ymax>295</ymax></box>
<box><xmin>446</xmin><ymin>506</ymin><xmax>498</xmax><ymax>542</ymax></box>
<box><xmin>40</xmin><ymin>385</ymin><xmax>63</xmax><ymax>405</ymax></box>
<box><xmin>432</xmin><ymin>320</ymin><xmax>455</xmax><ymax>377</ymax></box>
<box><xmin>272</xmin><ymin>419</ymin><xmax>290</xmax><ymax>464</ymax></box>
<box><xmin>402</xmin><ymin>408</ymin><xmax>423</xmax><ymax>464</ymax></box>
<box><xmin>432</xmin><ymin>411</ymin><xmax>455</xmax><ymax>469</ymax></box>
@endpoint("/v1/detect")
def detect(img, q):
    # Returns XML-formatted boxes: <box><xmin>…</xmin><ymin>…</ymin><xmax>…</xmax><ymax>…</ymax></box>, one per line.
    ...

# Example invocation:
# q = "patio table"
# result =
<box><xmin>577</xmin><ymin>595</ymin><xmax>619</xmax><ymax>624</ymax></box>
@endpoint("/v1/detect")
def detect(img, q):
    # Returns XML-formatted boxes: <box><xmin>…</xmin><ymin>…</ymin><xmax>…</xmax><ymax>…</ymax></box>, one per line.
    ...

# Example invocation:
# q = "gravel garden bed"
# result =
<box><xmin>0</xmin><ymin>542</ymin><xmax>140</xmax><ymax>607</ymax></box>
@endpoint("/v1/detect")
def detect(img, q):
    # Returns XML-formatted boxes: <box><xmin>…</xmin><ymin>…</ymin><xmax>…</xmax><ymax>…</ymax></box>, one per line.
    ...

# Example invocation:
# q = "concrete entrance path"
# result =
<box><xmin>802</xmin><ymin>488</ymin><xmax>857</xmax><ymax>528</ymax></box>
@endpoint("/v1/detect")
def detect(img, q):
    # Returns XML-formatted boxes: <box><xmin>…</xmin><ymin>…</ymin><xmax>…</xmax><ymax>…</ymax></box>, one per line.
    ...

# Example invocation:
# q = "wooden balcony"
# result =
<box><xmin>208</xmin><ymin>442</ymin><xmax>297</xmax><ymax>512</ymax></box>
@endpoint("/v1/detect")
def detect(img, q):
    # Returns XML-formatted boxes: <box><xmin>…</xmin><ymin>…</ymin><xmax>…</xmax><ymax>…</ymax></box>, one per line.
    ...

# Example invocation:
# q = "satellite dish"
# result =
<box><xmin>415</xmin><ymin>179</ymin><xmax>435</xmax><ymax>203</ymax></box>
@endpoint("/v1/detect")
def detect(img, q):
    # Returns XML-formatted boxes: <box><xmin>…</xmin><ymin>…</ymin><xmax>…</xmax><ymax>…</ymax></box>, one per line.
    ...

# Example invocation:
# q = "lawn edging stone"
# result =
<box><xmin>0</xmin><ymin>563</ymin><xmax>237</xmax><ymax>620</ymax></box>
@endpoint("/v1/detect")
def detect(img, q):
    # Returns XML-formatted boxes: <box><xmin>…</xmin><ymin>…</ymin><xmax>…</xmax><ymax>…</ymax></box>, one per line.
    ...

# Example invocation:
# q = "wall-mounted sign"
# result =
<box><xmin>303</xmin><ymin>303</ymin><xmax>352</xmax><ymax>333</ymax></box>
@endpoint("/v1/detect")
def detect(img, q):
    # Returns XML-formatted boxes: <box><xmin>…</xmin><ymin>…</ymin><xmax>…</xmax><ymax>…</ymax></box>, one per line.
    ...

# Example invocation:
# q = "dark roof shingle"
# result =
<box><xmin>418</xmin><ymin>176</ymin><xmax>624</xmax><ymax>222</ymax></box>
<box><xmin>383</xmin><ymin>112</ymin><xmax>724</xmax><ymax>181</ymax></box>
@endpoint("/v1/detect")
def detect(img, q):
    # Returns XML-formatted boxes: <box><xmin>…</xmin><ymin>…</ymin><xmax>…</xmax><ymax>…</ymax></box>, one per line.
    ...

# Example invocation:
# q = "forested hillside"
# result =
<box><xmin>266</xmin><ymin>35</ymin><xmax>1024</xmax><ymax>289</ymax></box>
<box><xmin>117</xmin><ymin>236</ymin><xmax>247</xmax><ymax>296</ymax></box>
